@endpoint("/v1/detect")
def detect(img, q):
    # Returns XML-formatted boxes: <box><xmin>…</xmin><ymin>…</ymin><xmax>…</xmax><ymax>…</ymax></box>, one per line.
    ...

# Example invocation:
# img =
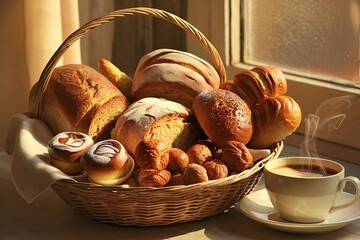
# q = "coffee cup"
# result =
<box><xmin>264</xmin><ymin>156</ymin><xmax>360</xmax><ymax>223</ymax></box>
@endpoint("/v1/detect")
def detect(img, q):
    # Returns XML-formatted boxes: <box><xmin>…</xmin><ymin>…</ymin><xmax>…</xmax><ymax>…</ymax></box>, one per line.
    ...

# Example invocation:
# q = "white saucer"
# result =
<box><xmin>238</xmin><ymin>188</ymin><xmax>360</xmax><ymax>234</ymax></box>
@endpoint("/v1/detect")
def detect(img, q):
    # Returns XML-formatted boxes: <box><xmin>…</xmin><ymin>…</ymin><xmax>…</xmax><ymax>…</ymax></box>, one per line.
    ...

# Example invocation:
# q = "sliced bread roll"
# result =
<box><xmin>111</xmin><ymin>97</ymin><xmax>200</xmax><ymax>156</ymax></box>
<box><xmin>30</xmin><ymin>64</ymin><xmax>129</xmax><ymax>141</ymax></box>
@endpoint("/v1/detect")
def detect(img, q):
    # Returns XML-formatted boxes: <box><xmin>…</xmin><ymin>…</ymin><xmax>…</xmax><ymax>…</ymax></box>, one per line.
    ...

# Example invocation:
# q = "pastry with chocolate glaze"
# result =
<box><xmin>47</xmin><ymin>131</ymin><xmax>94</xmax><ymax>174</ymax></box>
<box><xmin>82</xmin><ymin>139</ymin><xmax>134</xmax><ymax>185</ymax></box>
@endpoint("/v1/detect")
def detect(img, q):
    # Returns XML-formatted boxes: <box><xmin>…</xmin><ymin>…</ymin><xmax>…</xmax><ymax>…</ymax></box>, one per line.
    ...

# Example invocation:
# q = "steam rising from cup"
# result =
<box><xmin>299</xmin><ymin>96</ymin><xmax>353</xmax><ymax>175</ymax></box>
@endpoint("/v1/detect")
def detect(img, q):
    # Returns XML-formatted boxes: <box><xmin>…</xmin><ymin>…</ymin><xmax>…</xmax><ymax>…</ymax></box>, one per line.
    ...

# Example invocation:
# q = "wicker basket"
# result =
<box><xmin>29</xmin><ymin>7</ymin><xmax>283</xmax><ymax>226</ymax></box>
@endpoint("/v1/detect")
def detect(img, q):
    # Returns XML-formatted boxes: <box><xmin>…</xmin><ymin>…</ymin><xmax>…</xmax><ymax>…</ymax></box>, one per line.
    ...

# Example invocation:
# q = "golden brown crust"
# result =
<box><xmin>221</xmin><ymin>141</ymin><xmax>253</xmax><ymax>173</ymax></box>
<box><xmin>203</xmin><ymin>159</ymin><xmax>228</xmax><ymax>180</ymax></box>
<box><xmin>248</xmin><ymin>95</ymin><xmax>302</xmax><ymax>148</ymax></box>
<box><xmin>134</xmin><ymin>139</ymin><xmax>169</xmax><ymax>171</ymax></box>
<box><xmin>111</xmin><ymin>97</ymin><xmax>200</xmax><ymax>156</ymax></box>
<box><xmin>186</xmin><ymin>143</ymin><xmax>213</xmax><ymax>165</ymax></box>
<box><xmin>131</xmin><ymin>49</ymin><xmax>221</xmax><ymax>108</ymax></box>
<box><xmin>183</xmin><ymin>163</ymin><xmax>209</xmax><ymax>185</ymax></box>
<box><xmin>32</xmin><ymin>64</ymin><xmax>129</xmax><ymax>141</ymax></box>
<box><xmin>192</xmin><ymin>89</ymin><xmax>254</xmax><ymax>148</ymax></box>
<box><xmin>82</xmin><ymin>139</ymin><xmax>129</xmax><ymax>182</ymax></box>
<box><xmin>232</xmin><ymin>66</ymin><xmax>287</xmax><ymax>107</ymax></box>
<box><xmin>137</xmin><ymin>169</ymin><xmax>171</xmax><ymax>187</ymax></box>
<box><xmin>167</xmin><ymin>148</ymin><xmax>189</xmax><ymax>171</ymax></box>
<box><xmin>166</xmin><ymin>173</ymin><xmax>185</xmax><ymax>186</ymax></box>
<box><xmin>220</xmin><ymin>66</ymin><xmax>301</xmax><ymax>148</ymax></box>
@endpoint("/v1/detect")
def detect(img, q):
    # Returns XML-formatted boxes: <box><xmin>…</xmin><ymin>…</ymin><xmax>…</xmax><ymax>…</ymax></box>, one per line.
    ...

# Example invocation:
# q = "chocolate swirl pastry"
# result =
<box><xmin>47</xmin><ymin>131</ymin><xmax>94</xmax><ymax>175</ymax></box>
<box><xmin>82</xmin><ymin>139</ymin><xmax>133</xmax><ymax>185</ymax></box>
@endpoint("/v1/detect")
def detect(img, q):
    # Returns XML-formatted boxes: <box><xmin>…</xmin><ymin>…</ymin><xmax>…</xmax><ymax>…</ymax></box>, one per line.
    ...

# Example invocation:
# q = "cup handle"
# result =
<box><xmin>330</xmin><ymin>176</ymin><xmax>360</xmax><ymax>213</ymax></box>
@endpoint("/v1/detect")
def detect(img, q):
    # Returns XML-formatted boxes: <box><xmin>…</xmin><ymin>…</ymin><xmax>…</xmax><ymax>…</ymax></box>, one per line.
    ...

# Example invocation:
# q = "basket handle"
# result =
<box><xmin>30</xmin><ymin>7</ymin><xmax>227</xmax><ymax>120</ymax></box>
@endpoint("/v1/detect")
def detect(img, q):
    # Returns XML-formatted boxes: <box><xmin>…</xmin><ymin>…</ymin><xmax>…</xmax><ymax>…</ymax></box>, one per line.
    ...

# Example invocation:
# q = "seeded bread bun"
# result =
<box><xmin>192</xmin><ymin>89</ymin><xmax>254</xmax><ymax>149</ymax></box>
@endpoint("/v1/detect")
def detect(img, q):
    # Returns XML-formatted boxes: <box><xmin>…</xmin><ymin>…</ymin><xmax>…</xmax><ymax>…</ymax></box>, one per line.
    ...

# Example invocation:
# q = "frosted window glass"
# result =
<box><xmin>243</xmin><ymin>0</ymin><xmax>359</xmax><ymax>86</ymax></box>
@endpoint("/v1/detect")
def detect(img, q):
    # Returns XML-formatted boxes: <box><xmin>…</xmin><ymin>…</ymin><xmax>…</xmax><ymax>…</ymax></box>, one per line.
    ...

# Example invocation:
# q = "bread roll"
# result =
<box><xmin>47</xmin><ymin>131</ymin><xmax>94</xmax><ymax>175</ymax></box>
<box><xmin>82</xmin><ymin>139</ymin><xmax>134</xmax><ymax>185</ymax></box>
<box><xmin>167</xmin><ymin>173</ymin><xmax>185</xmax><ymax>186</ymax></box>
<box><xmin>134</xmin><ymin>139</ymin><xmax>169</xmax><ymax>171</ymax></box>
<box><xmin>192</xmin><ymin>89</ymin><xmax>254</xmax><ymax>148</ymax></box>
<box><xmin>167</xmin><ymin>148</ymin><xmax>189</xmax><ymax>171</ymax></box>
<box><xmin>183</xmin><ymin>163</ymin><xmax>209</xmax><ymax>185</ymax></box>
<box><xmin>186</xmin><ymin>143</ymin><xmax>212</xmax><ymax>165</ymax></box>
<box><xmin>111</xmin><ymin>97</ymin><xmax>200</xmax><ymax>156</ymax></box>
<box><xmin>221</xmin><ymin>141</ymin><xmax>253</xmax><ymax>173</ymax></box>
<box><xmin>220</xmin><ymin>66</ymin><xmax>301</xmax><ymax>148</ymax></box>
<box><xmin>30</xmin><ymin>64</ymin><xmax>129</xmax><ymax>141</ymax></box>
<box><xmin>131</xmin><ymin>49</ymin><xmax>221</xmax><ymax>108</ymax></box>
<box><xmin>203</xmin><ymin>159</ymin><xmax>228</xmax><ymax>180</ymax></box>
<box><xmin>137</xmin><ymin>168</ymin><xmax>171</xmax><ymax>187</ymax></box>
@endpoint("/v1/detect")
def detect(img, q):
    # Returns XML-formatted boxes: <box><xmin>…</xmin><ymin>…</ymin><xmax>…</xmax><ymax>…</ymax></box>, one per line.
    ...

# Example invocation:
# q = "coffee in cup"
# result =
<box><xmin>264</xmin><ymin>156</ymin><xmax>360</xmax><ymax>223</ymax></box>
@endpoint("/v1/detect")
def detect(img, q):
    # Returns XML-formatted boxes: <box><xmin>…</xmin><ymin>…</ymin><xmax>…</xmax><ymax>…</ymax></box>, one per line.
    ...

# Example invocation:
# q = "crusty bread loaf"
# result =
<box><xmin>191</xmin><ymin>89</ymin><xmax>254</xmax><ymax>149</ymax></box>
<box><xmin>111</xmin><ymin>97</ymin><xmax>200</xmax><ymax>156</ymax></box>
<box><xmin>29</xmin><ymin>64</ymin><xmax>129</xmax><ymax>141</ymax></box>
<box><xmin>131</xmin><ymin>49</ymin><xmax>221</xmax><ymax>108</ymax></box>
<box><xmin>220</xmin><ymin>66</ymin><xmax>301</xmax><ymax>148</ymax></box>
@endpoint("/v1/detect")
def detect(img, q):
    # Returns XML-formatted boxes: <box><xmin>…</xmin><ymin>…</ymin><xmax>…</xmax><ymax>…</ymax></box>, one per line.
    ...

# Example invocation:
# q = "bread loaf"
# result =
<box><xmin>131</xmin><ymin>49</ymin><xmax>221</xmax><ymax>108</ymax></box>
<box><xmin>192</xmin><ymin>89</ymin><xmax>254</xmax><ymax>149</ymax></box>
<box><xmin>111</xmin><ymin>97</ymin><xmax>200</xmax><ymax>156</ymax></box>
<box><xmin>30</xmin><ymin>64</ymin><xmax>129</xmax><ymax>141</ymax></box>
<box><xmin>221</xmin><ymin>66</ymin><xmax>301</xmax><ymax>148</ymax></box>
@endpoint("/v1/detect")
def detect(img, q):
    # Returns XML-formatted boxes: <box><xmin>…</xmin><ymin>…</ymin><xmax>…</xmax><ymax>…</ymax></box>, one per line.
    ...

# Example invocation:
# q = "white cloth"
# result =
<box><xmin>5</xmin><ymin>113</ymin><xmax>75</xmax><ymax>204</ymax></box>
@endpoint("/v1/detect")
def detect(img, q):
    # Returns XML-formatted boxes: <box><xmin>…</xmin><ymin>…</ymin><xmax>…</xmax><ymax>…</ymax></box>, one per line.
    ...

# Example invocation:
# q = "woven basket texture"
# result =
<box><xmin>30</xmin><ymin>7</ymin><xmax>283</xmax><ymax>226</ymax></box>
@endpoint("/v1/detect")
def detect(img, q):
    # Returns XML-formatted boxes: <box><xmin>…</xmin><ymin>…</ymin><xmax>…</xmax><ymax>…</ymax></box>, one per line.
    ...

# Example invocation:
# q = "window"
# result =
<box><xmin>242</xmin><ymin>0</ymin><xmax>359</xmax><ymax>87</ymax></box>
<box><xmin>187</xmin><ymin>0</ymin><xmax>360</xmax><ymax>163</ymax></box>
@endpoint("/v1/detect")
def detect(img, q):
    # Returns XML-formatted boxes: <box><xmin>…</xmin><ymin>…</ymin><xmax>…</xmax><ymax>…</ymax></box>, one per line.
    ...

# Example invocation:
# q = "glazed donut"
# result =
<box><xmin>47</xmin><ymin>131</ymin><xmax>94</xmax><ymax>175</ymax></box>
<box><xmin>82</xmin><ymin>139</ymin><xmax>134</xmax><ymax>185</ymax></box>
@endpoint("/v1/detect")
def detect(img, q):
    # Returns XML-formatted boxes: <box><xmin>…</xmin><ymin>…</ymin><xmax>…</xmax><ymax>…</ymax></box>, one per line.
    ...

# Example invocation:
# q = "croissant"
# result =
<box><xmin>221</xmin><ymin>66</ymin><xmax>301</xmax><ymax>148</ymax></box>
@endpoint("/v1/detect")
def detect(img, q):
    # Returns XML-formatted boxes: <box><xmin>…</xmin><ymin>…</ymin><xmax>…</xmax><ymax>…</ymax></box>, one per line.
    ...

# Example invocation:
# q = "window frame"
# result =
<box><xmin>186</xmin><ymin>0</ymin><xmax>360</xmax><ymax>164</ymax></box>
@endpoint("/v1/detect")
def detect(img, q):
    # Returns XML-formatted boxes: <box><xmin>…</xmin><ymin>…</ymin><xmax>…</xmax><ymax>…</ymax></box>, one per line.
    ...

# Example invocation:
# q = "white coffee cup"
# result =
<box><xmin>264</xmin><ymin>156</ymin><xmax>360</xmax><ymax>223</ymax></box>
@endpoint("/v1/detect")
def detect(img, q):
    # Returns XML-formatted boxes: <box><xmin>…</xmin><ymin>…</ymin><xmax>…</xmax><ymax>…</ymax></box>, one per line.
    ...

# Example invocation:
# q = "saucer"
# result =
<box><xmin>238</xmin><ymin>188</ymin><xmax>360</xmax><ymax>234</ymax></box>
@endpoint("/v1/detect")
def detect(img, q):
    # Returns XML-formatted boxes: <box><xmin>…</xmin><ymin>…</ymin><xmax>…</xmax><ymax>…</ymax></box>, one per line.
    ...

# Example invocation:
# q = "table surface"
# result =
<box><xmin>1</xmin><ymin>150</ymin><xmax>359</xmax><ymax>240</ymax></box>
